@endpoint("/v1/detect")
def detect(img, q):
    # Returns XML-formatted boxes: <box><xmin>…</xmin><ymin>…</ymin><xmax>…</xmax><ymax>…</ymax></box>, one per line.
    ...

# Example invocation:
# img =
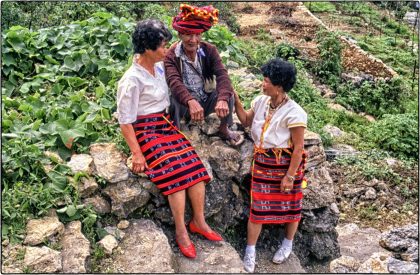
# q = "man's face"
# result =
<box><xmin>179</xmin><ymin>33</ymin><xmax>202</xmax><ymax>53</ymax></box>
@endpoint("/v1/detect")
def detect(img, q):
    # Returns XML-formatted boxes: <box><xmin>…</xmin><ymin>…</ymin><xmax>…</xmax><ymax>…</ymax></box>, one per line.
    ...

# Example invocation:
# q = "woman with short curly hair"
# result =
<box><xmin>117</xmin><ymin>19</ymin><xmax>222</xmax><ymax>259</ymax></box>
<box><xmin>234</xmin><ymin>58</ymin><xmax>307</xmax><ymax>272</ymax></box>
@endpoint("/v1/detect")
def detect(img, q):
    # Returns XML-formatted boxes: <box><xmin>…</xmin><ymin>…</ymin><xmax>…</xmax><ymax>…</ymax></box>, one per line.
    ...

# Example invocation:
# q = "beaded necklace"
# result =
<box><xmin>260</xmin><ymin>95</ymin><xmax>289</xmax><ymax>147</ymax></box>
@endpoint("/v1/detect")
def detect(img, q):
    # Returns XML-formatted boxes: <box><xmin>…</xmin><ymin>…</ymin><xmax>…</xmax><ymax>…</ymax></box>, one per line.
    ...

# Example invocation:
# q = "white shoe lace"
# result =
<box><xmin>243</xmin><ymin>252</ymin><xmax>256</xmax><ymax>273</ymax></box>
<box><xmin>272</xmin><ymin>246</ymin><xmax>291</xmax><ymax>264</ymax></box>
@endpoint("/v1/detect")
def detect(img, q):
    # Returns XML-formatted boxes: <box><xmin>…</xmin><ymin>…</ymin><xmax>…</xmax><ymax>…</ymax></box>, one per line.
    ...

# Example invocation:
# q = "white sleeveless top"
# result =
<box><xmin>250</xmin><ymin>95</ymin><xmax>307</xmax><ymax>149</ymax></box>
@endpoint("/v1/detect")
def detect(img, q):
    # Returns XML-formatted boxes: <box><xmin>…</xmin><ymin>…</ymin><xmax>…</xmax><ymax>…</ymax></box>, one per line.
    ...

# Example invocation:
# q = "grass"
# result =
<box><xmin>90</xmin><ymin>244</ymin><xmax>106</xmax><ymax>273</ymax></box>
<box><xmin>305</xmin><ymin>2</ymin><xmax>336</xmax><ymax>13</ymax></box>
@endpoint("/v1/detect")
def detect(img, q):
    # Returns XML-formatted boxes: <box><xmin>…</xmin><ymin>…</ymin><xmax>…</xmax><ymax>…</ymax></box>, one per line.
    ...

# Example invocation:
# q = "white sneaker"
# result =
<box><xmin>243</xmin><ymin>251</ymin><xmax>256</xmax><ymax>273</ymax></box>
<box><xmin>272</xmin><ymin>246</ymin><xmax>292</xmax><ymax>264</ymax></box>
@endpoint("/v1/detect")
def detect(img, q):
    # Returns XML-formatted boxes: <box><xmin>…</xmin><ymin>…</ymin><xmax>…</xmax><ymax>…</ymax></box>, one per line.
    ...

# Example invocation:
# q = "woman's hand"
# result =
<box><xmin>188</xmin><ymin>99</ymin><xmax>204</xmax><ymax>121</ymax></box>
<box><xmin>280</xmin><ymin>175</ymin><xmax>294</xmax><ymax>192</ymax></box>
<box><xmin>132</xmin><ymin>151</ymin><xmax>149</xmax><ymax>173</ymax></box>
<box><xmin>215</xmin><ymin>100</ymin><xmax>229</xmax><ymax>118</ymax></box>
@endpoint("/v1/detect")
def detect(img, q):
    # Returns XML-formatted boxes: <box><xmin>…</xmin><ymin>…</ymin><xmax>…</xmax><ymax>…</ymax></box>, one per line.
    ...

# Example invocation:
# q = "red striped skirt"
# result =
<box><xmin>250</xmin><ymin>148</ymin><xmax>306</xmax><ymax>224</ymax></box>
<box><xmin>133</xmin><ymin>112</ymin><xmax>211</xmax><ymax>195</ymax></box>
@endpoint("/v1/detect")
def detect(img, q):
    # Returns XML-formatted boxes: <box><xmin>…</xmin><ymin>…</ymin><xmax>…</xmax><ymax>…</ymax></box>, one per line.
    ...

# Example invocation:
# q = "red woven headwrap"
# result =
<box><xmin>172</xmin><ymin>4</ymin><xmax>219</xmax><ymax>34</ymax></box>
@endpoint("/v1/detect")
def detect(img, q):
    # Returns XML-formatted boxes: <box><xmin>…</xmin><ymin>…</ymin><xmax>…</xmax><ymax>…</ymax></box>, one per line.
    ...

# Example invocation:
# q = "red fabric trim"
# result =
<box><xmin>140</xmin><ymin>133</ymin><xmax>186</xmax><ymax>152</ymax></box>
<box><xmin>145</xmin><ymin>140</ymin><xmax>190</xmax><ymax>161</ymax></box>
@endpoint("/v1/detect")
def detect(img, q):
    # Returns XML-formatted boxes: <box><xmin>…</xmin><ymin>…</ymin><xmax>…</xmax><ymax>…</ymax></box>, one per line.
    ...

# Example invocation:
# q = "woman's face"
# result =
<box><xmin>179</xmin><ymin>33</ymin><xmax>202</xmax><ymax>54</ymax></box>
<box><xmin>150</xmin><ymin>41</ymin><xmax>169</xmax><ymax>62</ymax></box>
<box><xmin>262</xmin><ymin>77</ymin><xmax>281</xmax><ymax>97</ymax></box>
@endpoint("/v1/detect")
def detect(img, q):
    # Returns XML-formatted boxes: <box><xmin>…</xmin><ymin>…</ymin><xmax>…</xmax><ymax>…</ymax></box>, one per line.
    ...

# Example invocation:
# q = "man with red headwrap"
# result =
<box><xmin>165</xmin><ymin>4</ymin><xmax>244</xmax><ymax>146</ymax></box>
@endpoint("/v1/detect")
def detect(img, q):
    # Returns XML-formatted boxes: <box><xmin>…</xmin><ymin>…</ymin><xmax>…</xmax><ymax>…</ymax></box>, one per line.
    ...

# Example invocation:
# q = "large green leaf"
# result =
<box><xmin>53</xmin><ymin>119</ymin><xmax>86</xmax><ymax>149</ymax></box>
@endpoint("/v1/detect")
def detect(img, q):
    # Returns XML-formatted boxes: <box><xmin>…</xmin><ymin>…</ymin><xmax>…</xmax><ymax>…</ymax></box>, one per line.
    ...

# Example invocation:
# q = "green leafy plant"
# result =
<box><xmin>312</xmin><ymin>29</ymin><xmax>343</xmax><ymax>88</ymax></box>
<box><xmin>367</xmin><ymin>113</ymin><xmax>418</xmax><ymax>159</ymax></box>
<box><xmin>305</xmin><ymin>2</ymin><xmax>336</xmax><ymax>13</ymax></box>
<box><xmin>335</xmin><ymin>77</ymin><xmax>412</xmax><ymax>117</ymax></box>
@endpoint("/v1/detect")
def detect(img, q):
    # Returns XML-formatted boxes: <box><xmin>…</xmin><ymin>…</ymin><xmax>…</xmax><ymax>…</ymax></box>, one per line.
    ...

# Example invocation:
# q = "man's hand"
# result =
<box><xmin>132</xmin><ymin>151</ymin><xmax>148</xmax><ymax>173</ymax></box>
<box><xmin>215</xmin><ymin>100</ymin><xmax>229</xmax><ymax>118</ymax></box>
<box><xmin>188</xmin><ymin>99</ymin><xmax>204</xmax><ymax>121</ymax></box>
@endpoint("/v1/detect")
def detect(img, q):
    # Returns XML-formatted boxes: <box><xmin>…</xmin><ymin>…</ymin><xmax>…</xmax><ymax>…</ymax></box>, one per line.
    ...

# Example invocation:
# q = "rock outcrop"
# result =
<box><xmin>380</xmin><ymin>223</ymin><xmax>419</xmax><ymax>273</ymax></box>
<box><xmin>60</xmin><ymin>221</ymin><xmax>90</xmax><ymax>273</ymax></box>
<box><xmin>23</xmin><ymin>214</ymin><xmax>64</xmax><ymax>246</ymax></box>
<box><xmin>176</xmin><ymin>238</ymin><xmax>245</xmax><ymax>273</ymax></box>
<box><xmin>23</xmin><ymin>246</ymin><xmax>62</xmax><ymax>273</ymax></box>
<box><xmin>99</xmin><ymin>219</ymin><xmax>175</xmax><ymax>273</ymax></box>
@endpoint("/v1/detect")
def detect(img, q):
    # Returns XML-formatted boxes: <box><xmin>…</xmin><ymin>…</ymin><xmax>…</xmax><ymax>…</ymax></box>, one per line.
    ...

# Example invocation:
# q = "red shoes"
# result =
<box><xmin>189</xmin><ymin>221</ymin><xmax>223</xmax><ymax>241</ymax></box>
<box><xmin>176</xmin><ymin>238</ymin><xmax>196</xmax><ymax>258</ymax></box>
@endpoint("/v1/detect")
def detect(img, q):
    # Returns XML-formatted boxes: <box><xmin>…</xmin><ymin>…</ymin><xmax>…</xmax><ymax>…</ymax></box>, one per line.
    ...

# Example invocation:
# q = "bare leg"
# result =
<box><xmin>187</xmin><ymin>181</ymin><xmax>212</xmax><ymax>232</ymax></box>
<box><xmin>167</xmin><ymin>190</ymin><xmax>190</xmax><ymax>247</ymax></box>
<box><xmin>285</xmin><ymin>222</ymin><xmax>299</xmax><ymax>240</ymax></box>
<box><xmin>247</xmin><ymin>220</ymin><xmax>263</xmax><ymax>245</ymax></box>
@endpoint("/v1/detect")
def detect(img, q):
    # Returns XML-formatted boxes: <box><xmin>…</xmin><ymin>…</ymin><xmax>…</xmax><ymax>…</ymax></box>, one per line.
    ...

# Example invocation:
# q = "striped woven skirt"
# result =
<box><xmin>250</xmin><ymin>148</ymin><xmax>307</xmax><ymax>224</ymax></box>
<box><xmin>133</xmin><ymin>112</ymin><xmax>211</xmax><ymax>195</ymax></box>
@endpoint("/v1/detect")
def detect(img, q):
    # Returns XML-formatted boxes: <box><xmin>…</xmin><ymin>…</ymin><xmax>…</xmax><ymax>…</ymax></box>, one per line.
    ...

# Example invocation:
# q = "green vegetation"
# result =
<box><xmin>336</xmin><ymin>150</ymin><xmax>418</xmax><ymax>200</ymax></box>
<box><xmin>313</xmin><ymin>29</ymin><xmax>343</xmax><ymax>88</ymax></box>
<box><xmin>305</xmin><ymin>2</ymin><xmax>336</xmax><ymax>13</ymax></box>
<box><xmin>335</xmin><ymin>77</ymin><xmax>412</xmax><ymax>117</ymax></box>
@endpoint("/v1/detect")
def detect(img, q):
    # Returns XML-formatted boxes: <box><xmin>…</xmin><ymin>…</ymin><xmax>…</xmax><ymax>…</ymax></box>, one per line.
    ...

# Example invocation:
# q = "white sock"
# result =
<box><xmin>282</xmin><ymin>238</ymin><xmax>293</xmax><ymax>249</ymax></box>
<box><xmin>245</xmin><ymin>245</ymin><xmax>256</xmax><ymax>255</ymax></box>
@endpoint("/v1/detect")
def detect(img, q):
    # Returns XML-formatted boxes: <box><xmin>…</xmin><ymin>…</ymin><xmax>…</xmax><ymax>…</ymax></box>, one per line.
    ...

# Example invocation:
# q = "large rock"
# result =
<box><xmin>60</xmin><ymin>220</ymin><xmax>90</xmax><ymax>273</ymax></box>
<box><xmin>330</xmin><ymin>255</ymin><xmax>361</xmax><ymax>273</ymax></box>
<box><xmin>379</xmin><ymin>223</ymin><xmax>418</xmax><ymax>262</ymax></box>
<box><xmin>199</xmin><ymin>113</ymin><xmax>221</xmax><ymax>136</ymax></box>
<box><xmin>323</xmin><ymin>124</ymin><xmax>345</xmax><ymax>138</ymax></box>
<box><xmin>305</xmin><ymin>143</ymin><xmax>326</xmax><ymax>169</ymax></box>
<box><xmin>23</xmin><ymin>214</ymin><xmax>64</xmax><ymax>245</ymax></box>
<box><xmin>23</xmin><ymin>246</ymin><xmax>62</xmax><ymax>273</ymax></box>
<box><xmin>83</xmin><ymin>194</ymin><xmax>111</xmax><ymax>214</ymax></box>
<box><xmin>99</xmin><ymin>219</ymin><xmax>175</xmax><ymax>273</ymax></box>
<box><xmin>103</xmin><ymin>178</ymin><xmax>151</xmax><ymax>218</ymax></box>
<box><xmin>294</xmin><ymin>229</ymin><xmax>340</xmax><ymax>263</ymax></box>
<box><xmin>176</xmin><ymin>238</ymin><xmax>245</xmax><ymax>273</ymax></box>
<box><xmin>303</xmin><ymin>164</ymin><xmax>335</xmax><ymax>209</ymax></box>
<box><xmin>337</xmin><ymin>223</ymin><xmax>388</xmax><ymax>262</ymax></box>
<box><xmin>67</xmin><ymin>154</ymin><xmax>94</xmax><ymax>174</ymax></box>
<box><xmin>388</xmin><ymin>257</ymin><xmax>419</xmax><ymax>273</ymax></box>
<box><xmin>97</xmin><ymin>235</ymin><xmax>118</xmax><ymax>255</ymax></box>
<box><xmin>254</xmin><ymin>251</ymin><xmax>306</xmax><ymax>273</ymax></box>
<box><xmin>357</xmin><ymin>252</ymin><xmax>391</xmax><ymax>273</ymax></box>
<box><xmin>304</xmin><ymin>129</ymin><xmax>322</xmax><ymax>146</ymax></box>
<box><xmin>235</xmin><ymin>139</ymin><xmax>254</xmax><ymax>182</ymax></box>
<box><xmin>207</xmin><ymin>140</ymin><xmax>241</xmax><ymax>180</ymax></box>
<box><xmin>78</xmin><ymin>177</ymin><xmax>99</xmax><ymax>198</ymax></box>
<box><xmin>2</xmin><ymin>244</ymin><xmax>24</xmax><ymax>273</ymax></box>
<box><xmin>300</xmin><ymin>205</ymin><xmax>339</xmax><ymax>233</ymax></box>
<box><xmin>90</xmin><ymin>143</ymin><xmax>130</xmax><ymax>183</ymax></box>
<box><xmin>204</xmin><ymin>178</ymin><xmax>230</xmax><ymax>217</ymax></box>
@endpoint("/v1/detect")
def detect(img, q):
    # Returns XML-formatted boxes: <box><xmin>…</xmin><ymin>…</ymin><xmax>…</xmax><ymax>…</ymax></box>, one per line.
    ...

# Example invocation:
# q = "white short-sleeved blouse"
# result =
<box><xmin>116</xmin><ymin>60</ymin><xmax>170</xmax><ymax>124</ymax></box>
<box><xmin>250</xmin><ymin>95</ymin><xmax>307</xmax><ymax>149</ymax></box>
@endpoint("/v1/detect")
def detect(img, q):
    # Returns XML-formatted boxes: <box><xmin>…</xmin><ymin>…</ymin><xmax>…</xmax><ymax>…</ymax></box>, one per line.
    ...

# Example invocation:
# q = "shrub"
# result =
<box><xmin>367</xmin><ymin>113</ymin><xmax>418</xmax><ymax>159</ymax></box>
<box><xmin>305</xmin><ymin>2</ymin><xmax>336</xmax><ymax>13</ymax></box>
<box><xmin>313</xmin><ymin>29</ymin><xmax>343</xmax><ymax>88</ymax></box>
<box><xmin>275</xmin><ymin>43</ymin><xmax>300</xmax><ymax>61</ymax></box>
<box><xmin>335</xmin><ymin>77</ymin><xmax>412</xmax><ymax>117</ymax></box>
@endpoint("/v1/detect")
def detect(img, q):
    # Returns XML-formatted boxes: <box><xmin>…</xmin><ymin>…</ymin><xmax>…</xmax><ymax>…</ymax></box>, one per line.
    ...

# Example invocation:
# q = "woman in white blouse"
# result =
<box><xmin>117</xmin><ymin>19</ymin><xmax>222</xmax><ymax>259</ymax></box>
<box><xmin>234</xmin><ymin>58</ymin><xmax>307</xmax><ymax>272</ymax></box>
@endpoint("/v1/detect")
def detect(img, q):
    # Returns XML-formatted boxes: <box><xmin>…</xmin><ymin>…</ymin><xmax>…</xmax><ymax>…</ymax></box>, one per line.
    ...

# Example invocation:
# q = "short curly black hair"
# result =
<box><xmin>261</xmin><ymin>58</ymin><xmax>297</xmax><ymax>92</ymax></box>
<box><xmin>132</xmin><ymin>19</ymin><xmax>172</xmax><ymax>54</ymax></box>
